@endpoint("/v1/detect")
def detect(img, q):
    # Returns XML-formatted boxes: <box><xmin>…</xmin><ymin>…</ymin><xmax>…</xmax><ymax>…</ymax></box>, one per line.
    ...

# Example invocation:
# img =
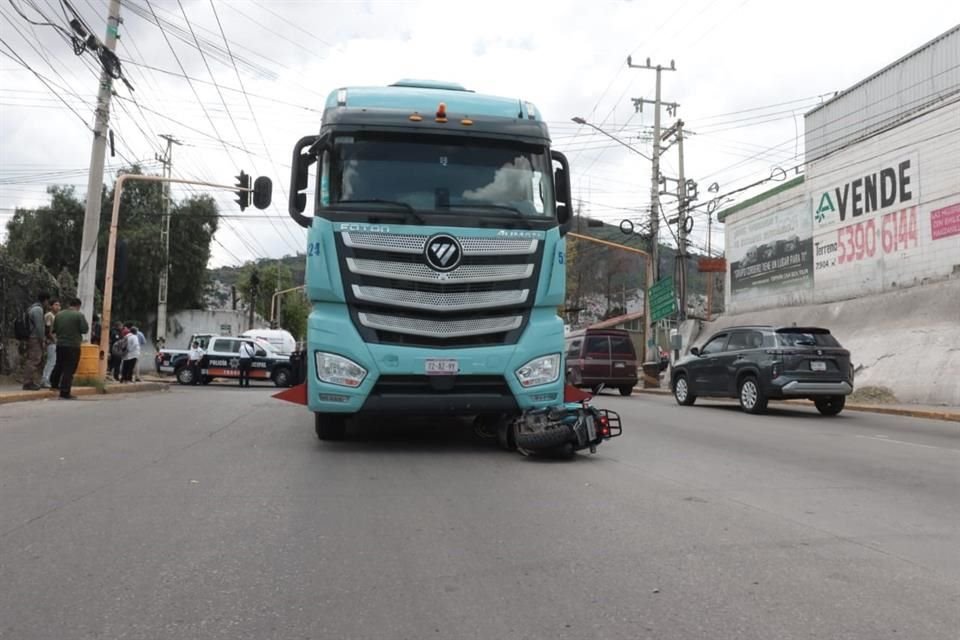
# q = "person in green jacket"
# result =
<box><xmin>49</xmin><ymin>298</ymin><xmax>89</xmax><ymax>400</ymax></box>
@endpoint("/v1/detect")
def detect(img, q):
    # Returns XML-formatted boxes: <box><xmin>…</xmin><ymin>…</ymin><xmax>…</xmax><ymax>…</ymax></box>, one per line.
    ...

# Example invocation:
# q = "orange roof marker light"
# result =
<box><xmin>435</xmin><ymin>102</ymin><xmax>448</xmax><ymax>123</ymax></box>
<box><xmin>460</xmin><ymin>117</ymin><xmax>474</xmax><ymax>126</ymax></box>
<box><xmin>409</xmin><ymin>113</ymin><xmax>423</xmax><ymax>121</ymax></box>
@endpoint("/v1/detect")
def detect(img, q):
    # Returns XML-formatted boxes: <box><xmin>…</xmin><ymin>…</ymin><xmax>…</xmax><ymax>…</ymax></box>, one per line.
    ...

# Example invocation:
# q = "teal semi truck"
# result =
<box><xmin>286</xmin><ymin>79</ymin><xmax>618</xmax><ymax>449</ymax></box>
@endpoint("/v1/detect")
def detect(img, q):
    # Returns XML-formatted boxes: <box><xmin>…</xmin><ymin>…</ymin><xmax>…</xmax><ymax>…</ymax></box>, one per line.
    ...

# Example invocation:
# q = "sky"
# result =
<box><xmin>1</xmin><ymin>0</ymin><xmax>958</xmax><ymax>267</ymax></box>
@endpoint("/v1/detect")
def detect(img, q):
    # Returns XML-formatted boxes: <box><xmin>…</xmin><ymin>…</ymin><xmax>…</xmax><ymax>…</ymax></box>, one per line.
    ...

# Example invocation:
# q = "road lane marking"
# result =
<box><xmin>855</xmin><ymin>435</ymin><xmax>960</xmax><ymax>453</ymax></box>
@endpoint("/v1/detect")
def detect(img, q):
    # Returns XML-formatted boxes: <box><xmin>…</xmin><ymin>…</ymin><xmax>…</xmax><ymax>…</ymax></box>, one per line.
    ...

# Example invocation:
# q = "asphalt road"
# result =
<box><xmin>1</xmin><ymin>385</ymin><xmax>958</xmax><ymax>640</ymax></box>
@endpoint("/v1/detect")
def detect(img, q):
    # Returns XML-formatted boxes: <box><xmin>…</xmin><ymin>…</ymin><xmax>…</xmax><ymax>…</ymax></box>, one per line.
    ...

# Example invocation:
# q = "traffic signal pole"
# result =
<box><xmin>97</xmin><ymin>174</ymin><xmax>257</xmax><ymax>380</ymax></box>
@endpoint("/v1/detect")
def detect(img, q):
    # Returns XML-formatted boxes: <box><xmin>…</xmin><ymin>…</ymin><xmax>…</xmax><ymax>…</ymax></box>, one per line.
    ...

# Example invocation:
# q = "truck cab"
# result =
<box><xmin>288</xmin><ymin>80</ymin><xmax>572</xmax><ymax>439</ymax></box>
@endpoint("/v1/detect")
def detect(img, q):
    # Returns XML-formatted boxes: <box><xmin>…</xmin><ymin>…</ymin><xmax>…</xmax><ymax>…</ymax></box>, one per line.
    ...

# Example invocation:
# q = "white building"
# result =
<box><xmin>720</xmin><ymin>26</ymin><xmax>960</xmax><ymax>314</ymax></box>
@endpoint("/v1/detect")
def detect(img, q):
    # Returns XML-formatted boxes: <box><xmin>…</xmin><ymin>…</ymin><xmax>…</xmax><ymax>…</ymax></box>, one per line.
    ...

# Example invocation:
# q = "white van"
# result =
<box><xmin>240</xmin><ymin>329</ymin><xmax>297</xmax><ymax>355</ymax></box>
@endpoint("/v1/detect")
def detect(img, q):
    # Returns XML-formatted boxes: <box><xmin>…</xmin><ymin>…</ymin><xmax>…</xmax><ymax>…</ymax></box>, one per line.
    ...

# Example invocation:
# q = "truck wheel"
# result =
<box><xmin>315</xmin><ymin>413</ymin><xmax>347</xmax><ymax>441</ymax></box>
<box><xmin>738</xmin><ymin>375</ymin><xmax>768</xmax><ymax>414</ymax></box>
<box><xmin>815</xmin><ymin>395</ymin><xmax>845</xmax><ymax>416</ymax></box>
<box><xmin>272</xmin><ymin>367</ymin><xmax>292</xmax><ymax>387</ymax></box>
<box><xmin>176</xmin><ymin>366</ymin><xmax>195</xmax><ymax>385</ymax></box>
<box><xmin>515</xmin><ymin>425</ymin><xmax>573</xmax><ymax>451</ymax></box>
<box><xmin>619</xmin><ymin>385</ymin><xmax>634</xmax><ymax>396</ymax></box>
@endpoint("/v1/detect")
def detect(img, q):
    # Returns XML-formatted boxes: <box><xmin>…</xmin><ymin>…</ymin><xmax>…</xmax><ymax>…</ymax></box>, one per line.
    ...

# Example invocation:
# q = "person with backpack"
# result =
<box><xmin>108</xmin><ymin>321</ymin><xmax>124</xmax><ymax>380</ymax></box>
<box><xmin>48</xmin><ymin>298</ymin><xmax>88</xmax><ymax>400</ymax></box>
<box><xmin>17</xmin><ymin>292</ymin><xmax>49</xmax><ymax>390</ymax></box>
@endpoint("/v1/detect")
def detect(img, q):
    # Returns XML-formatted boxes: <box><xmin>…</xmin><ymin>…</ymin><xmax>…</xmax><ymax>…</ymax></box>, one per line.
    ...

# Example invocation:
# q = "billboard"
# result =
<box><xmin>728</xmin><ymin>202</ymin><xmax>813</xmax><ymax>301</ymax></box>
<box><xmin>811</xmin><ymin>152</ymin><xmax>920</xmax><ymax>286</ymax></box>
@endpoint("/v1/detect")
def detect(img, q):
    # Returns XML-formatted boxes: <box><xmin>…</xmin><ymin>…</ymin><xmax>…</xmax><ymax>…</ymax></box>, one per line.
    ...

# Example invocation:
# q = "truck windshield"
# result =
<box><xmin>322</xmin><ymin>135</ymin><xmax>554</xmax><ymax>219</ymax></box>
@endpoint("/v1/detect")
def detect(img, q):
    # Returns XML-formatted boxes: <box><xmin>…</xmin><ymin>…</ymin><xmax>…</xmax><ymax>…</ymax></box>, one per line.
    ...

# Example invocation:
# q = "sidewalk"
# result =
<box><xmin>0</xmin><ymin>379</ymin><xmax>169</xmax><ymax>406</ymax></box>
<box><xmin>632</xmin><ymin>387</ymin><xmax>960</xmax><ymax>423</ymax></box>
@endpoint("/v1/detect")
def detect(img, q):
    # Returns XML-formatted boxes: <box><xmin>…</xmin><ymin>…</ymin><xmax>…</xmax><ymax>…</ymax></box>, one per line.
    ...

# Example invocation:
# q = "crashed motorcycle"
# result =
<box><xmin>487</xmin><ymin>385</ymin><xmax>622</xmax><ymax>457</ymax></box>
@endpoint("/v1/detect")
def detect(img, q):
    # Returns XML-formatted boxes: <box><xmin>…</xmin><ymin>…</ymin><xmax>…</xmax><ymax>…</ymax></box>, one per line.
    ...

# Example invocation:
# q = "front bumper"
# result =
<box><xmin>306</xmin><ymin>304</ymin><xmax>565</xmax><ymax>415</ymax></box>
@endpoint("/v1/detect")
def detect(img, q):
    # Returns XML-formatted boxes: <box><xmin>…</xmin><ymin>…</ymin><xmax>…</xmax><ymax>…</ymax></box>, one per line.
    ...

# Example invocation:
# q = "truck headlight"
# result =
<box><xmin>516</xmin><ymin>354</ymin><xmax>561</xmax><ymax>388</ymax></box>
<box><xmin>315</xmin><ymin>352</ymin><xmax>367</xmax><ymax>388</ymax></box>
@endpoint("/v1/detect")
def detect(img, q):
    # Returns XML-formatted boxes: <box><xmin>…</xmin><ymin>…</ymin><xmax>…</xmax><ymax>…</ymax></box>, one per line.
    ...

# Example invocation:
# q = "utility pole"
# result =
<box><xmin>671</xmin><ymin>120</ymin><xmax>688</xmax><ymax>321</ymax></box>
<box><xmin>155</xmin><ymin>134</ymin><xmax>181</xmax><ymax>344</ymax></box>
<box><xmin>628</xmin><ymin>56</ymin><xmax>677</xmax><ymax>361</ymax></box>
<box><xmin>76</xmin><ymin>0</ymin><xmax>122</xmax><ymax>328</ymax></box>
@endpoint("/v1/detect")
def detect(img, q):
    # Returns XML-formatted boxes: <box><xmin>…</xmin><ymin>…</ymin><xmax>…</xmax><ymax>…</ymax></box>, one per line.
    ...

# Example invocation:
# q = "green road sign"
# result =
<box><xmin>648</xmin><ymin>277</ymin><xmax>676</xmax><ymax>322</ymax></box>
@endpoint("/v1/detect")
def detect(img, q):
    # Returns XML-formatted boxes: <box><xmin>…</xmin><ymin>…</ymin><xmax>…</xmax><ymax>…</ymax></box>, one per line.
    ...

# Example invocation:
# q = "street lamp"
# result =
<box><xmin>570</xmin><ymin>117</ymin><xmax>652</xmax><ymax>161</ymax></box>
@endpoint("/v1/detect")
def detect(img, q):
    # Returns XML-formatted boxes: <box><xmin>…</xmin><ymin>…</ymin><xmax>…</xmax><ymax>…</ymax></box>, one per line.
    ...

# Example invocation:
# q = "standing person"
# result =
<box><xmin>108</xmin><ymin>321</ymin><xmax>124</xmax><ymax>380</ymax></box>
<box><xmin>40</xmin><ymin>299</ymin><xmax>61</xmax><ymax>388</ymax></box>
<box><xmin>134</xmin><ymin>326</ymin><xmax>146</xmax><ymax>382</ymax></box>
<box><xmin>48</xmin><ymin>298</ymin><xmax>88</xmax><ymax>400</ymax></box>
<box><xmin>21</xmin><ymin>292</ymin><xmax>49</xmax><ymax>390</ymax></box>
<box><xmin>187</xmin><ymin>340</ymin><xmax>204</xmax><ymax>386</ymax></box>
<box><xmin>238</xmin><ymin>339</ymin><xmax>255</xmax><ymax>388</ymax></box>
<box><xmin>120</xmin><ymin>327</ymin><xmax>140</xmax><ymax>383</ymax></box>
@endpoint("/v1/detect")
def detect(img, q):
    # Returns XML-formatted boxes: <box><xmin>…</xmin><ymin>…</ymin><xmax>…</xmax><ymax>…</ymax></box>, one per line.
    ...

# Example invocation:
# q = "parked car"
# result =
<box><xmin>670</xmin><ymin>325</ymin><xmax>853</xmax><ymax>415</ymax></box>
<box><xmin>565</xmin><ymin>328</ymin><xmax>639</xmax><ymax>396</ymax></box>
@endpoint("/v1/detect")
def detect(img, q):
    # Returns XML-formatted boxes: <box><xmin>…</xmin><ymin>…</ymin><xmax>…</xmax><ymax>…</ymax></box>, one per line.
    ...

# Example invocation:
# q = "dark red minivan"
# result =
<box><xmin>565</xmin><ymin>328</ymin><xmax>639</xmax><ymax>396</ymax></box>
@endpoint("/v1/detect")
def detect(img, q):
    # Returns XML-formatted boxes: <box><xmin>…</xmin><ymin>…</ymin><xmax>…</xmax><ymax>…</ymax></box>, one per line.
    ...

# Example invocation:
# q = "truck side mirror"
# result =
<box><xmin>551</xmin><ymin>150</ymin><xmax>572</xmax><ymax>231</ymax></box>
<box><xmin>289</xmin><ymin>134</ymin><xmax>321</xmax><ymax>228</ymax></box>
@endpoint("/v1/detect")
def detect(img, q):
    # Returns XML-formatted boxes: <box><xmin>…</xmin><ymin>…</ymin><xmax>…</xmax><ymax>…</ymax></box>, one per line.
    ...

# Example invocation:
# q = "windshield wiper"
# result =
<box><xmin>335</xmin><ymin>199</ymin><xmax>424</xmax><ymax>224</ymax></box>
<box><xmin>452</xmin><ymin>203</ymin><xmax>525</xmax><ymax>217</ymax></box>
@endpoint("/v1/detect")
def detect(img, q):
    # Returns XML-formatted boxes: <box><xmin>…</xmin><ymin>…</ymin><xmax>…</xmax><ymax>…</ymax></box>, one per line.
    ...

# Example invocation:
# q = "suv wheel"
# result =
<box><xmin>815</xmin><ymin>395</ymin><xmax>845</xmax><ymax>416</ymax></box>
<box><xmin>315</xmin><ymin>413</ymin><xmax>347</xmax><ymax>441</ymax></box>
<box><xmin>673</xmin><ymin>374</ymin><xmax>696</xmax><ymax>406</ymax></box>
<box><xmin>738</xmin><ymin>376</ymin><xmax>768</xmax><ymax>414</ymax></box>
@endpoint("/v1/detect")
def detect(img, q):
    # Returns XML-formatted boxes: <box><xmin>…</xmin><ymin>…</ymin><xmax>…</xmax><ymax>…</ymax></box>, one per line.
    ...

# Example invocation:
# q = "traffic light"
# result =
<box><xmin>235</xmin><ymin>170</ymin><xmax>251</xmax><ymax>211</ymax></box>
<box><xmin>253</xmin><ymin>176</ymin><xmax>273</xmax><ymax>210</ymax></box>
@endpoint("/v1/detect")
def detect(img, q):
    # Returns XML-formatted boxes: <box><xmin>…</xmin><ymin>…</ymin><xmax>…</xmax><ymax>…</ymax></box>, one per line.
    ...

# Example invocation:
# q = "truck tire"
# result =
<box><xmin>515</xmin><ymin>425</ymin><xmax>572</xmax><ymax>451</ymax></box>
<box><xmin>315</xmin><ymin>413</ymin><xmax>347</xmax><ymax>441</ymax></box>
<box><xmin>619</xmin><ymin>385</ymin><xmax>633</xmax><ymax>396</ymax></box>
<box><xmin>272</xmin><ymin>367</ymin><xmax>292</xmax><ymax>388</ymax></box>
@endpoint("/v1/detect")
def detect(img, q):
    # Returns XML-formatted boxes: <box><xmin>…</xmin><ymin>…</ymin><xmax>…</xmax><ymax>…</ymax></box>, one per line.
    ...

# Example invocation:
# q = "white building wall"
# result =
<box><xmin>806</xmin><ymin>100</ymin><xmax>960</xmax><ymax>303</ymax></box>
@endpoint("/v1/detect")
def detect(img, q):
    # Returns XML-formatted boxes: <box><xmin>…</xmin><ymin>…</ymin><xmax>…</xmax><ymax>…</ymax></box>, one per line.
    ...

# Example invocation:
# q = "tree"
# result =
<box><xmin>236</xmin><ymin>261</ymin><xmax>308</xmax><ymax>340</ymax></box>
<box><xmin>2</xmin><ymin>166</ymin><xmax>220</xmax><ymax>331</ymax></box>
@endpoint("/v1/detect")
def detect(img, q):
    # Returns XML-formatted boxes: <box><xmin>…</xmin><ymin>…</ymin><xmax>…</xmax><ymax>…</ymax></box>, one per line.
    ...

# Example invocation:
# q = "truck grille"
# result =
<box><xmin>337</xmin><ymin>230</ymin><xmax>543</xmax><ymax>347</ymax></box>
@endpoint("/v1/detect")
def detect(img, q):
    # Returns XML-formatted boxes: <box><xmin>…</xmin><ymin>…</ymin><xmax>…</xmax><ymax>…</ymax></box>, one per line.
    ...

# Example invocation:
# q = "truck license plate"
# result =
<box><xmin>425</xmin><ymin>358</ymin><xmax>459</xmax><ymax>375</ymax></box>
<box><xmin>811</xmin><ymin>361</ymin><xmax>827</xmax><ymax>371</ymax></box>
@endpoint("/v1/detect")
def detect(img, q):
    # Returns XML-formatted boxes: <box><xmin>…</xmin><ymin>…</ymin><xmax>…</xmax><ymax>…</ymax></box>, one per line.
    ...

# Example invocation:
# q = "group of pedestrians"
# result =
<box><xmin>18</xmin><ymin>289</ymin><xmax>148</xmax><ymax>397</ymax></box>
<box><xmin>107</xmin><ymin>321</ymin><xmax>144</xmax><ymax>383</ymax></box>
<box><xmin>20</xmin><ymin>292</ymin><xmax>88</xmax><ymax>399</ymax></box>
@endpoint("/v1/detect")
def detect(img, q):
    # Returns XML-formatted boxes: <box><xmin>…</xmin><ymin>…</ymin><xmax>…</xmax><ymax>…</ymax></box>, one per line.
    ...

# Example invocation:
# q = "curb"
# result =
<box><xmin>629</xmin><ymin>387</ymin><xmax>960</xmax><ymax>423</ymax></box>
<box><xmin>0</xmin><ymin>382</ymin><xmax>169</xmax><ymax>406</ymax></box>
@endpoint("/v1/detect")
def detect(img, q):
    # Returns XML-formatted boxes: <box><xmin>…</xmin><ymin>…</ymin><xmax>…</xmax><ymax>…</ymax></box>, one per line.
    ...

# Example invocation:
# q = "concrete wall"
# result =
<box><xmin>693</xmin><ymin>278</ymin><xmax>960</xmax><ymax>406</ymax></box>
<box><xmin>153</xmin><ymin>310</ymin><xmax>266</xmax><ymax>350</ymax></box>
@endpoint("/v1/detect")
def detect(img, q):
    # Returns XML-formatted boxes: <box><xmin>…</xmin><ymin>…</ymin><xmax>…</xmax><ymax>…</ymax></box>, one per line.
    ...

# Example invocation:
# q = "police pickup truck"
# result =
<box><xmin>173</xmin><ymin>336</ymin><xmax>293</xmax><ymax>387</ymax></box>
